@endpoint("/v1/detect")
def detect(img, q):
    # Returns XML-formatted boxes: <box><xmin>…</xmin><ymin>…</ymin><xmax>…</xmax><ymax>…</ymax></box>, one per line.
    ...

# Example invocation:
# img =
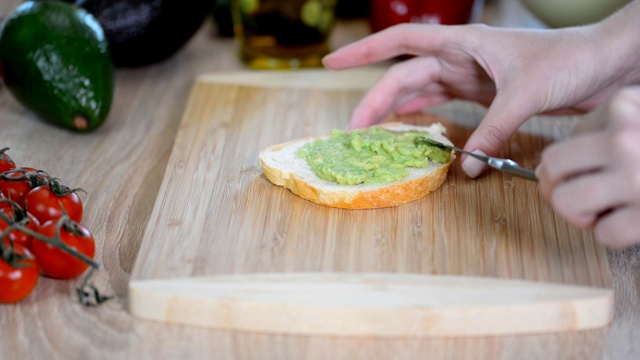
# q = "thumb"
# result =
<box><xmin>461</xmin><ymin>96</ymin><xmax>534</xmax><ymax>178</ymax></box>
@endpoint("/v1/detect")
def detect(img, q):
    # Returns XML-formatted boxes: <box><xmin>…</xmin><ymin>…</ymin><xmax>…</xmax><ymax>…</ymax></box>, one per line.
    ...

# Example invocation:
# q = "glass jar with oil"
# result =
<box><xmin>232</xmin><ymin>0</ymin><xmax>337</xmax><ymax>69</ymax></box>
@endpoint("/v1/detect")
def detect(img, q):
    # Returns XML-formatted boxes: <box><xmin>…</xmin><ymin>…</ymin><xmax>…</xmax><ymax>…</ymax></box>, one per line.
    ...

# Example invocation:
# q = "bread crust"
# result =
<box><xmin>259</xmin><ymin>122</ymin><xmax>454</xmax><ymax>209</ymax></box>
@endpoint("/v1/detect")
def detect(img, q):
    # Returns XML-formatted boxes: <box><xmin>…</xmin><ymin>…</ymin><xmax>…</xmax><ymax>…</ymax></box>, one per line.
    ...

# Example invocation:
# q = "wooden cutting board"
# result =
<box><xmin>129</xmin><ymin>69</ymin><xmax>612</xmax><ymax>337</ymax></box>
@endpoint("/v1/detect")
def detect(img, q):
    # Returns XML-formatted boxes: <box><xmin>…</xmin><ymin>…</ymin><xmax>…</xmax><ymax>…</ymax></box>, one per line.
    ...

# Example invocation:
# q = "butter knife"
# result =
<box><xmin>419</xmin><ymin>137</ymin><xmax>538</xmax><ymax>182</ymax></box>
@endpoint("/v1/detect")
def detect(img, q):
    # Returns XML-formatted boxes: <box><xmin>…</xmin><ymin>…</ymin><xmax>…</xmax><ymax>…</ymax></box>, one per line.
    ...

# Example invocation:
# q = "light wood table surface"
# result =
<box><xmin>1</xmin><ymin>1</ymin><xmax>639</xmax><ymax>359</ymax></box>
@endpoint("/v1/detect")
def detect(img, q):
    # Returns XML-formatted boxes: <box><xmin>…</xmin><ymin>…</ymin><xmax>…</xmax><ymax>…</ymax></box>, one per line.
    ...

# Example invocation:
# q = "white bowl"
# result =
<box><xmin>520</xmin><ymin>0</ymin><xmax>631</xmax><ymax>27</ymax></box>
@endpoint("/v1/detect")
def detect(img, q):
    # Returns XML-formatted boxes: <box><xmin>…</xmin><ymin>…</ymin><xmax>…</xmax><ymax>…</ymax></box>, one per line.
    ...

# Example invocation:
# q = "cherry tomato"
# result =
<box><xmin>0</xmin><ymin>148</ymin><xmax>15</xmax><ymax>174</ymax></box>
<box><xmin>25</xmin><ymin>184</ymin><xmax>83</xmax><ymax>224</ymax></box>
<box><xmin>0</xmin><ymin>245</ymin><xmax>39</xmax><ymax>303</ymax></box>
<box><xmin>32</xmin><ymin>220</ymin><xmax>95</xmax><ymax>279</ymax></box>
<box><xmin>0</xmin><ymin>193</ymin><xmax>12</xmax><ymax>210</ymax></box>
<box><xmin>0</xmin><ymin>167</ymin><xmax>48</xmax><ymax>207</ymax></box>
<box><xmin>0</xmin><ymin>207</ymin><xmax>40</xmax><ymax>250</ymax></box>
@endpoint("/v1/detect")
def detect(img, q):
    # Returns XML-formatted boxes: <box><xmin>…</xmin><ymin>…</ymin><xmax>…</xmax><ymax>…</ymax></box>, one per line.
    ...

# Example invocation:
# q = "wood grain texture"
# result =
<box><xmin>129</xmin><ymin>71</ymin><xmax>612</xmax><ymax>336</ymax></box>
<box><xmin>132</xmin><ymin>73</ymin><xmax>611</xmax><ymax>284</ymax></box>
<box><xmin>1</xmin><ymin>0</ymin><xmax>639</xmax><ymax>357</ymax></box>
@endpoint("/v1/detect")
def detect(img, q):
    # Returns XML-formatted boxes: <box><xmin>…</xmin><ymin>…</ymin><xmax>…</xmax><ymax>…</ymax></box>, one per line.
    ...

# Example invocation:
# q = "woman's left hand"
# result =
<box><xmin>537</xmin><ymin>86</ymin><xmax>640</xmax><ymax>248</ymax></box>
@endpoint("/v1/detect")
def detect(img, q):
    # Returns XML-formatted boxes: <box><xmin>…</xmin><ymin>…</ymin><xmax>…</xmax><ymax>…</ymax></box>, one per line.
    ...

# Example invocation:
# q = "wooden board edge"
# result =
<box><xmin>128</xmin><ymin>273</ymin><xmax>613</xmax><ymax>337</ymax></box>
<box><xmin>195</xmin><ymin>67</ymin><xmax>385</xmax><ymax>90</ymax></box>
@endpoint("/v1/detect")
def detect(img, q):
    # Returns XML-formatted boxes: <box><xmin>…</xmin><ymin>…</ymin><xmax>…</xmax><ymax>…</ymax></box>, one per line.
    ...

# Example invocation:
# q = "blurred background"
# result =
<box><xmin>0</xmin><ymin>0</ymin><xmax>633</xmax><ymax>73</ymax></box>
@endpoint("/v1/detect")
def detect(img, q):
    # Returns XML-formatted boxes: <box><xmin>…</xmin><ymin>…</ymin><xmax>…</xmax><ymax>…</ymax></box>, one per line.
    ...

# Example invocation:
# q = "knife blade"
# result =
<box><xmin>418</xmin><ymin>137</ymin><xmax>538</xmax><ymax>182</ymax></box>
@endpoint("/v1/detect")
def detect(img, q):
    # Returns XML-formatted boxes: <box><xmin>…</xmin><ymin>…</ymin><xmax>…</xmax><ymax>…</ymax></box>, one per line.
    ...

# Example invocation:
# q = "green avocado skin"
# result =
<box><xmin>0</xmin><ymin>1</ymin><xmax>114</xmax><ymax>132</ymax></box>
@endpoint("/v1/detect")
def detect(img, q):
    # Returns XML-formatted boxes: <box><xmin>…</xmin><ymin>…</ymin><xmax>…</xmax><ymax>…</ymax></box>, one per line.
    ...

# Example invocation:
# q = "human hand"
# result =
<box><xmin>323</xmin><ymin>23</ymin><xmax>632</xmax><ymax>177</ymax></box>
<box><xmin>536</xmin><ymin>87</ymin><xmax>640</xmax><ymax>248</ymax></box>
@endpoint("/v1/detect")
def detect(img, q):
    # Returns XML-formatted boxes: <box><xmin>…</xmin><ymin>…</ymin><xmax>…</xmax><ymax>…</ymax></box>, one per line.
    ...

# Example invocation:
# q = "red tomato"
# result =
<box><xmin>0</xmin><ymin>148</ymin><xmax>16</xmax><ymax>174</ymax></box>
<box><xmin>32</xmin><ymin>220</ymin><xmax>95</xmax><ymax>279</ymax></box>
<box><xmin>0</xmin><ymin>193</ymin><xmax>11</xmax><ymax>210</ymax></box>
<box><xmin>0</xmin><ymin>207</ymin><xmax>40</xmax><ymax>250</ymax></box>
<box><xmin>0</xmin><ymin>167</ymin><xmax>48</xmax><ymax>207</ymax></box>
<box><xmin>369</xmin><ymin>0</ymin><xmax>475</xmax><ymax>32</ymax></box>
<box><xmin>25</xmin><ymin>185</ymin><xmax>83</xmax><ymax>224</ymax></box>
<box><xmin>0</xmin><ymin>245</ymin><xmax>39</xmax><ymax>303</ymax></box>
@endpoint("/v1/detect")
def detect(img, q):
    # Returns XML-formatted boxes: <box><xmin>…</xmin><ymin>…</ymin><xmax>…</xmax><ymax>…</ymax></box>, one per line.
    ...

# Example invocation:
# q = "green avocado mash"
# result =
<box><xmin>297</xmin><ymin>126</ymin><xmax>451</xmax><ymax>185</ymax></box>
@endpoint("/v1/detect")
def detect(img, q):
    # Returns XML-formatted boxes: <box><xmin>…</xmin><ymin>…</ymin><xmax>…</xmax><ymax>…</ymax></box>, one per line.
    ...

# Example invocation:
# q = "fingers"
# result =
<box><xmin>323</xmin><ymin>24</ymin><xmax>452</xmax><ymax>70</ymax></box>
<box><xmin>614</xmin><ymin>128</ymin><xmax>640</xmax><ymax>200</ymax></box>
<box><xmin>461</xmin><ymin>95</ymin><xmax>535</xmax><ymax>177</ymax></box>
<box><xmin>606</xmin><ymin>88</ymin><xmax>640</xmax><ymax>199</ymax></box>
<box><xmin>538</xmin><ymin>86</ymin><xmax>640</xmax><ymax>248</ymax></box>
<box><xmin>594</xmin><ymin>207</ymin><xmax>640</xmax><ymax>249</ymax></box>
<box><xmin>542</xmin><ymin>146</ymin><xmax>640</xmax><ymax>248</ymax></box>
<box><xmin>549</xmin><ymin>171</ymin><xmax>628</xmax><ymax>228</ymax></box>
<box><xmin>348</xmin><ymin>56</ymin><xmax>443</xmax><ymax>129</ymax></box>
<box><xmin>536</xmin><ymin>132</ymin><xmax>611</xmax><ymax>201</ymax></box>
<box><xmin>540</xmin><ymin>142</ymin><xmax>638</xmax><ymax>247</ymax></box>
<box><xmin>608</xmin><ymin>86</ymin><xmax>640</xmax><ymax>129</ymax></box>
<box><xmin>595</xmin><ymin>126</ymin><xmax>640</xmax><ymax>249</ymax></box>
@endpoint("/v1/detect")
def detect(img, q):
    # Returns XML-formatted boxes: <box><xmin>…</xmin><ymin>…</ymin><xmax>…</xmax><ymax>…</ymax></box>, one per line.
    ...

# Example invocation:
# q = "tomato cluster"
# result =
<box><xmin>0</xmin><ymin>147</ymin><xmax>96</xmax><ymax>304</ymax></box>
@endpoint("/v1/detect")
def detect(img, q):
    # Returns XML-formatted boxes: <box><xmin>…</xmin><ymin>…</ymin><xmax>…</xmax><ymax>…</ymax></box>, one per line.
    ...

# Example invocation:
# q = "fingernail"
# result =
<box><xmin>462</xmin><ymin>150</ymin><xmax>487</xmax><ymax>178</ymax></box>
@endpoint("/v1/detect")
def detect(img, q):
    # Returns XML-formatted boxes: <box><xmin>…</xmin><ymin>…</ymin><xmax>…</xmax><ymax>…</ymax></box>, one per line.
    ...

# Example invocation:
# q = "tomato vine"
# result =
<box><xmin>0</xmin><ymin>148</ymin><xmax>110</xmax><ymax>306</ymax></box>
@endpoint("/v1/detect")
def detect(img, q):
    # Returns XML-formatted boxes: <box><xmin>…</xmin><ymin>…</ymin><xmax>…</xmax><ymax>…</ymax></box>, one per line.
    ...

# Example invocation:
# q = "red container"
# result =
<box><xmin>369</xmin><ymin>0</ymin><xmax>479</xmax><ymax>33</ymax></box>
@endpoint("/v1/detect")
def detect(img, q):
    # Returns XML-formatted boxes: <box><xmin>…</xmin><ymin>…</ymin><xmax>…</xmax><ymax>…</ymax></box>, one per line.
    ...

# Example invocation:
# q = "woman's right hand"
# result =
<box><xmin>323</xmin><ymin>8</ymin><xmax>640</xmax><ymax>177</ymax></box>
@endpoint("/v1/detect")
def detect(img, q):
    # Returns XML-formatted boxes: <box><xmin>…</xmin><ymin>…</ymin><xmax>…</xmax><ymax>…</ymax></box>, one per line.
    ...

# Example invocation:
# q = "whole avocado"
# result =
<box><xmin>0</xmin><ymin>1</ymin><xmax>114</xmax><ymax>132</ymax></box>
<box><xmin>75</xmin><ymin>0</ymin><xmax>210</xmax><ymax>67</ymax></box>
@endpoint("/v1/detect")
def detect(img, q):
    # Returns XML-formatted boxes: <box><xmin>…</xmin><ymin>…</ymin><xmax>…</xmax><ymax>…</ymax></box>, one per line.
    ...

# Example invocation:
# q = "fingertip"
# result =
<box><xmin>348</xmin><ymin>117</ymin><xmax>372</xmax><ymax>130</ymax></box>
<box><xmin>349</xmin><ymin>97</ymin><xmax>388</xmax><ymax>130</ymax></box>
<box><xmin>321</xmin><ymin>55</ymin><xmax>330</xmax><ymax>68</ymax></box>
<box><xmin>347</xmin><ymin>110</ymin><xmax>367</xmax><ymax>130</ymax></box>
<box><xmin>461</xmin><ymin>149</ymin><xmax>488</xmax><ymax>178</ymax></box>
<box><xmin>322</xmin><ymin>42</ymin><xmax>364</xmax><ymax>69</ymax></box>
<box><xmin>321</xmin><ymin>52</ymin><xmax>339</xmax><ymax>69</ymax></box>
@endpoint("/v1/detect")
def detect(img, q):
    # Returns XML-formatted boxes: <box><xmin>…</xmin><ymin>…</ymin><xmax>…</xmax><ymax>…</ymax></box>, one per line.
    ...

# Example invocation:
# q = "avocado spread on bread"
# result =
<box><xmin>298</xmin><ymin>126</ymin><xmax>451</xmax><ymax>185</ymax></box>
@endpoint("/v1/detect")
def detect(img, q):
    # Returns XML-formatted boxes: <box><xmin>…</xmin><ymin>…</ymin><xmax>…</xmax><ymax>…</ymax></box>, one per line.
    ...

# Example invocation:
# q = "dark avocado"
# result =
<box><xmin>335</xmin><ymin>0</ymin><xmax>369</xmax><ymax>19</ymax></box>
<box><xmin>212</xmin><ymin>0</ymin><xmax>233</xmax><ymax>38</ymax></box>
<box><xmin>75</xmin><ymin>0</ymin><xmax>210</xmax><ymax>67</ymax></box>
<box><xmin>0</xmin><ymin>1</ymin><xmax>114</xmax><ymax>132</ymax></box>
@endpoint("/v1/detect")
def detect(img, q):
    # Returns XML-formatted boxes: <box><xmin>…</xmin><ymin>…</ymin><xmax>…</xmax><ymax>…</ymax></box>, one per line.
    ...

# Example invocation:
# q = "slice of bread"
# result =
<box><xmin>259</xmin><ymin>122</ymin><xmax>455</xmax><ymax>209</ymax></box>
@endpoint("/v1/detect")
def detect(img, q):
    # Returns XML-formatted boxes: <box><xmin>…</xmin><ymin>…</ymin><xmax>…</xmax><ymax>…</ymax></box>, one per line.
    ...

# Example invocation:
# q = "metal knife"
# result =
<box><xmin>419</xmin><ymin>137</ymin><xmax>538</xmax><ymax>182</ymax></box>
